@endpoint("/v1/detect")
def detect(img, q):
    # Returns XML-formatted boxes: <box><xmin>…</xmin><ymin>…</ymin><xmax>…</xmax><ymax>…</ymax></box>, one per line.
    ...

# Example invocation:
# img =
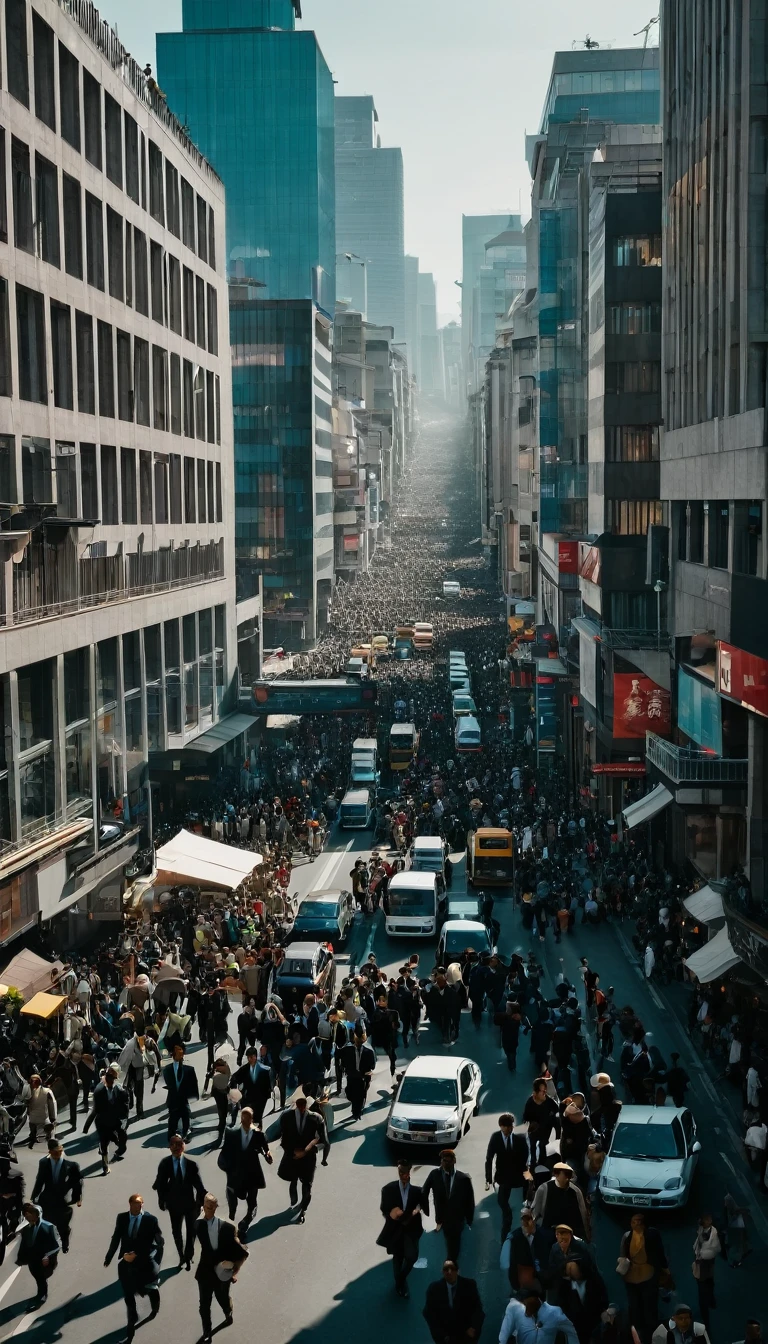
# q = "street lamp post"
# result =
<box><xmin>653</xmin><ymin>578</ymin><xmax>666</xmax><ymax>652</ymax></box>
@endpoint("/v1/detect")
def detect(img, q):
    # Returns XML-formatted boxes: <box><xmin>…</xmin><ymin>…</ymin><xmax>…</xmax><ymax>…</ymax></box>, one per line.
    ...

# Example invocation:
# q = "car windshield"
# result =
<box><xmin>280</xmin><ymin>958</ymin><xmax>314</xmax><ymax>977</ymax></box>
<box><xmin>398</xmin><ymin>1076</ymin><xmax>458</xmax><ymax>1107</ymax></box>
<box><xmin>610</xmin><ymin>1120</ymin><xmax>685</xmax><ymax>1160</ymax></box>
<box><xmin>445</xmin><ymin>928</ymin><xmax>488</xmax><ymax>955</ymax></box>
<box><xmin>412</xmin><ymin>856</ymin><xmax>443</xmax><ymax>872</ymax></box>
<box><xmin>299</xmin><ymin>904</ymin><xmax>338</xmax><ymax>920</ymax></box>
<box><xmin>389</xmin><ymin>888</ymin><xmax>436</xmax><ymax>915</ymax></box>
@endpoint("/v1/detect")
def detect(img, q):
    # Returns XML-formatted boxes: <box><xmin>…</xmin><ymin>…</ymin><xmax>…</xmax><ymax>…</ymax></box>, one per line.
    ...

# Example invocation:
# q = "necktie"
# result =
<box><xmin>129</xmin><ymin>1216</ymin><xmax>138</xmax><ymax>1238</ymax></box>
<box><xmin>176</xmin><ymin>1064</ymin><xmax>183</xmax><ymax>1084</ymax></box>
<box><xmin>444</xmin><ymin>1172</ymin><xmax>452</xmax><ymax>1195</ymax></box>
<box><xmin>447</xmin><ymin>1284</ymin><xmax>454</xmax><ymax>1309</ymax></box>
<box><xmin>174</xmin><ymin>1158</ymin><xmax>181</xmax><ymax>1179</ymax></box>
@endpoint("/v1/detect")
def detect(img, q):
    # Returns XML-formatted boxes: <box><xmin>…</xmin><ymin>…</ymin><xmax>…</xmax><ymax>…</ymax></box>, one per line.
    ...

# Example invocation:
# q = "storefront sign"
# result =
<box><xmin>559</xmin><ymin>540</ymin><xmax>579</xmax><ymax>573</ymax></box>
<box><xmin>677</xmin><ymin>667</ymin><xmax>723</xmax><ymax>754</ymax></box>
<box><xmin>717</xmin><ymin>641</ymin><xmax>768</xmax><ymax>719</ymax></box>
<box><xmin>592</xmin><ymin>762</ymin><xmax>647</xmax><ymax>776</ymax></box>
<box><xmin>613</xmin><ymin>673</ymin><xmax>671</xmax><ymax>739</ymax></box>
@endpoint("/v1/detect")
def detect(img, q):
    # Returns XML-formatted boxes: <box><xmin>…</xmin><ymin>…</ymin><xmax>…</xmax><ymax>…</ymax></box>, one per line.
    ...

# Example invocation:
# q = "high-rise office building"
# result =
<box><xmin>0</xmin><ymin>0</ymin><xmax>239</xmax><ymax>946</ymax></box>
<box><xmin>335</xmin><ymin>95</ymin><xmax>405</xmax><ymax>340</ymax></box>
<box><xmin>417</xmin><ymin>273</ymin><xmax>440</xmax><ymax>397</ymax></box>
<box><xmin>461</xmin><ymin>213</ymin><xmax>513</xmax><ymax>395</ymax></box>
<box><xmin>404</xmin><ymin>255</ymin><xmax>420</xmax><ymax>386</ymax></box>
<box><xmin>158</xmin><ymin>0</ymin><xmax>336</xmax><ymax>645</ymax></box>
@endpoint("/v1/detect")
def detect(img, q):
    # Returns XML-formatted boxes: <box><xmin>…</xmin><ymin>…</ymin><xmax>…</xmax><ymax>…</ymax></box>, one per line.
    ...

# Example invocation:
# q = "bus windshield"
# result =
<box><xmin>389</xmin><ymin>887</ymin><xmax>436</xmax><ymax>916</ymax></box>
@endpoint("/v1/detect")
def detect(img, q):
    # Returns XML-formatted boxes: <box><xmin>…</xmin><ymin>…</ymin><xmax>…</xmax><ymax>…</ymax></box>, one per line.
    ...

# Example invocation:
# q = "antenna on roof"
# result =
<box><xmin>574</xmin><ymin>34</ymin><xmax>600</xmax><ymax>49</ymax></box>
<box><xmin>634</xmin><ymin>15</ymin><xmax>660</xmax><ymax>49</ymax></box>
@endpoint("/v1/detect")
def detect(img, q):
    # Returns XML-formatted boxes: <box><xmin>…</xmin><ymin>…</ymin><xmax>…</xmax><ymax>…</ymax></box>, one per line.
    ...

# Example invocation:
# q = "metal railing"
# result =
<box><xmin>602</xmin><ymin>627</ymin><xmax>670</xmax><ymax>650</ymax></box>
<box><xmin>646</xmin><ymin>731</ymin><xmax>748</xmax><ymax>784</ymax></box>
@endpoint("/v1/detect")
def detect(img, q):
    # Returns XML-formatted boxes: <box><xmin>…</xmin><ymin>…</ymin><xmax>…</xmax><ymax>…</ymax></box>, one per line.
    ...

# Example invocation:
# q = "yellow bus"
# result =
<box><xmin>466</xmin><ymin>827</ymin><xmax>515</xmax><ymax>887</ymax></box>
<box><xmin>389</xmin><ymin>722</ymin><xmax>418</xmax><ymax>771</ymax></box>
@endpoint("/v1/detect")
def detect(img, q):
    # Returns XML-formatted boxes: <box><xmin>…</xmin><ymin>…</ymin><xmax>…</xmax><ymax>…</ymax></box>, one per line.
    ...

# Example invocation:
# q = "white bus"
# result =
<box><xmin>385</xmin><ymin>871</ymin><xmax>440</xmax><ymax>937</ymax></box>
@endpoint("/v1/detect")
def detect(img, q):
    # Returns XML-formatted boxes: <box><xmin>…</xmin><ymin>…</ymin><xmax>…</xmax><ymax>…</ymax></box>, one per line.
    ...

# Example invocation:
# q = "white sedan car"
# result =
<box><xmin>599</xmin><ymin>1105</ymin><xmax>701</xmax><ymax>1209</ymax></box>
<box><xmin>386</xmin><ymin>1055</ymin><xmax>481</xmax><ymax>1146</ymax></box>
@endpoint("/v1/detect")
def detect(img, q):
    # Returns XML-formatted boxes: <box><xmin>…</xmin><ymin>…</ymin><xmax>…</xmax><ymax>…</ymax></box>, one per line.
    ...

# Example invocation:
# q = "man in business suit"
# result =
<box><xmin>485</xmin><ymin>1112</ymin><xmax>532</xmax><ymax>1241</ymax></box>
<box><xmin>17</xmin><ymin>1202</ymin><xmax>60</xmax><ymax>1308</ymax></box>
<box><xmin>339</xmin><ymin>1025</ymin><xmax>376</xmax><ymax>1120</ymax></box>
<box><xmin>217</xmin><ymin>1106</ymin><xmax>272</xmax><ymax>1238</ymax></box>
<box><xmin>162</xmin><ymin>1042</ymin><xmax>199</xmax><ymax>1140</ymax></box>
<box><xmin>153</xmin><ymin>1134</ymin><xmax>206</xmax><ymax>1269</ymax></box>
<box><xmin>195</xmin><ymin>1192</ymin><xmax>248</xmax><ymax>1344</ymax></box>
<box><xmin>377</xmin><ymin>1159</ymin><xmax>429</xmax><ymax>1299</ymax></box>
<box><xmin>104</xmin><ymin>1194</ymin><xmax>163</xmax><ymax>1340</ymax></box>
<box><xmin>424</xmin><ymin>1260</ymin><xmax>485</xmax><ymax>1343</ymax></box>
<box><xmin>83</xmin><ymin>1066</ymin><xmax>130</xmax><ymax>1175</ymax></box>
<box><xmin>505</xmin><ymin>1209</ymin><xmax>555</xmax><ymax>1294</ymax></box>
<box><xmin>277</xmin><ymin>1095</ymin><xmax>325</xmax><ymax>1223</ymax></box>
<box><xmin>230</xmin><ymin>1045</ymin><xmax>273</xmax><ymax>1125</ymax></box>
<box><xmin>423</xmin><ymin>1149</ymin><xmax>475</xmax><ymax>1264</ymax></box>
<box><xmin>30</xmin><ymin>1138</ymin><xmax>82</xmax><ymax>1254</ymax></box>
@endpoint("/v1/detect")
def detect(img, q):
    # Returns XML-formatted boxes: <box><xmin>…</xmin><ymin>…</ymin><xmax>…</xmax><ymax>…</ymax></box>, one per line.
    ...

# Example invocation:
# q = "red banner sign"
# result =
<box><xmin>613</xmin><ymin>673</ymin><xmax>671</xmax><ymax>739</ymax></box>
<box><xmin>558</xmin><ymin>540</ymin><xmax>579</xmax><ymax>573</ymax></box>
<box><xmin>718</xmin><ymin>641</ymin><xmax>768</xmax><ymax>718</ymax></box>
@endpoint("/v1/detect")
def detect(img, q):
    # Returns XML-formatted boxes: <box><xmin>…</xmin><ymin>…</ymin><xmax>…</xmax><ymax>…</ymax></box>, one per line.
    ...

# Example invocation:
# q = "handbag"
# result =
<box><xmin>692</xmin><ymin>1260</ymin><xmax>701</xmax><ymax>1280</ymax></box>
<box><xmin>616</xmin><ymin>1257</ymin><xmax>631</xmax><ymax>1276</ymax></box>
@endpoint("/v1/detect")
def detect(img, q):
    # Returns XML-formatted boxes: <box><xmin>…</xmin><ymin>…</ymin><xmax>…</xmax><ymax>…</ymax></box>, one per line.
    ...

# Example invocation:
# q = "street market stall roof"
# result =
<box><xmin>684</xmin><ymin>925</ymin><xmax>741</xmax><ymax>983</ymax></box>
<box><xmin>184</xmin><ymin>713</ymin><xmax>255</xmax><ymax>755</ymax></box>
<box><xmin>154</xmin><ymin>830</ymin><xmax>262</xmax><ymax>891</ymax></box>
<box><xmin>20</xmin><ymin>991</ymin><xmax>67</xmax><ymax>1019</ymax></box>
<box><xmin>0</xmin><ymin>949</ymin><xmax>64</xmax><ymax>998</ymax></box>
<box><xmin>683</xmin><ymin>885</ymin><xmax>726</xmax><ymax>927</ymax></box>
<box><xmin>622</xmin><ymin>784</ymin><xmax>673</xmax><ymax>829</ymax></box>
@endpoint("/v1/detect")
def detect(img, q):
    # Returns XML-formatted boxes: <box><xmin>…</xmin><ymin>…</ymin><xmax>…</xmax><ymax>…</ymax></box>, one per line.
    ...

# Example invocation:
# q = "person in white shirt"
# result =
<box><xmin>499</xmin><ymin>1288</ymin><xmax>579</xmax><ymax>1344</ymax></box>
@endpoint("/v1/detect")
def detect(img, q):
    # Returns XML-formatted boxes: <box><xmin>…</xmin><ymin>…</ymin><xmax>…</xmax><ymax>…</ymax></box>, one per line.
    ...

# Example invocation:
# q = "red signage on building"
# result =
<box><xmin>579</xmin><ymin>544</ymin><xmax>602</xmax><ymax>585</ymax></box>
<box><xmin>717</xmin><ymin>641</ymin><xmax>768</xmax><ymax>718</ymax></box>
<box><xmin>558</xmin><ymin>540</ymin><xmax>579</xmax><ymax>573</ymax></box>
<box><xmin>613</xmin><ymin>673</ymin><xmax>671</xmax><ymax>739</ymax></box>
<box><xmin>592</xmin><ymin>762</ymin><xmax>647</xmax><ymax>776</ymax></box>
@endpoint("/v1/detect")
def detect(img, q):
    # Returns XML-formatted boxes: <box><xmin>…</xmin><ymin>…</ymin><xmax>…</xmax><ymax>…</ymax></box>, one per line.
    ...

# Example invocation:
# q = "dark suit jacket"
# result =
<box><xmin>556</xmin><ymin>1271</ymin><xmax>609</xmax><ymax>1337</ymax></box>
<box><xmin>17</xmin><ymin>1219</ymin><xmax>60</xmax><ymax>1267</ymax></box>
<box><xmin>377</xmin><ymin>1179</ymin><xmax>428</xmax><ymax>1253</ymax></box>
<box><xmin>422</xmin><ymin>1168</ymin><xmax>475</xmax><ymax>1229</ymax></box>
<box><xmin>277</xmin><ymin>1110</ymin><xmax>325</xmax><ymax>1181</ymax></box>
<box><xmin>153</xmin><ymin>1155</ymin><xmax>206</xmax><ymax>1213</ymax></box>
<box><xmin>163</xmin><ymin>1061</ymin><xmax>199</xmax><ymax>1105</ymax></box>
<box><xmin>423</xmin><ymin>1276</ymin><xmax>485</xmax><ymax>1343</ymax></box>
<box><xmin>485</xmin><ymin>1131</ymin><xmax>530</xmax><ymax>1187</ymax></box>
<box><xmin>194</xmin><ymin>1216</ymin><xmax>248</xmax><ymax>1282</ymax></box>
<box><xmin>31</xmin><ymin>1156</ymin><xmax>82</xmax><ymax>1209</ymax></box>
<box><xmin>105</xmin><ymin>1211</ymin><xmax>164</xmax><ymax>1285</ymax></box>
<box><xmin>231</xmin><ymin>1061</ymin><xmax>273</xmax><ymax>1111</ymax></box>
<box><xmin>217</xmin><ymin>1127</ymin><xmax>270</xmax><ymax>1190</ymax></box>
<box><xmin>88</xmin><ymin>1080</ymin><xmax>130</xmax><ymax>1128</ymax></box>
<box><xmin>339</xmin><ymin>1042</ymin><xmax>376</xmax><ymax>1079</ymax></box>
<box><xmin>508</xmin><ymin>1226</ymin><xmax>555</xmax><ymax>1289</ymax></box>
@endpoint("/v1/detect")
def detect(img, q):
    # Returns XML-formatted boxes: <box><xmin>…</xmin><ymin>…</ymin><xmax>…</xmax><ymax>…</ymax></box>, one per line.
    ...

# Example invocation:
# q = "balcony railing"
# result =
<box><xmin>646</xmin><ymin>731</ymin><xmax>749</xmax><ymax>784</ymax></box>
<box><xmin>602</xmin><ymin>627</ymin><xmax>670</xmax><ymax>650</ymax></box>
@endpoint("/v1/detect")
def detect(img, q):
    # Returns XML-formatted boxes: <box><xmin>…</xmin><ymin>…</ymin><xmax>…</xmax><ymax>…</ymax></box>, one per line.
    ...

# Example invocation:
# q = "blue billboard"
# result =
<box><xmin>677</xmin><ymin>667</ymin><xmax>722</xmax><ymax>754</ymax></box>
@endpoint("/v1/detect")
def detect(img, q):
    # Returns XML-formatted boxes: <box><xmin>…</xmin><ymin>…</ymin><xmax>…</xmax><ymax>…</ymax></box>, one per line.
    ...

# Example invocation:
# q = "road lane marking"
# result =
<box><xmin>0</xmin><ymin>1268</ymin><xmax>20</xmax><ymax>1309</ymax></box>
<box><xmin>309</xmin><ymin>838</ymin><xmax>353</xmax><ymax>891</ymax></box>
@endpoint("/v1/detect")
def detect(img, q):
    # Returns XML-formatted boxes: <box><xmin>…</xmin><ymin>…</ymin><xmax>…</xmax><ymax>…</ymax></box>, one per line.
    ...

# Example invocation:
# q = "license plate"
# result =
<box><xmin>412</xmin><ymin>1134</ymin><xmax>429</xmax><ymax>1142</ymax></box>
<box><xmin>632</xmin><ymin>1196</ymin><xmax>652</xmax><ymax>1206</ymax></box>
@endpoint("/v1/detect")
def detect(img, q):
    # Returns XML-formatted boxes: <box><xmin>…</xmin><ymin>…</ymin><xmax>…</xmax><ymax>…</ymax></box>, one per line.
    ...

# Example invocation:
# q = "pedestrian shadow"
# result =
<box><xmin>242</xmin><ymin>1207</ymin><xmax>295</xmax><ymax>1242</ymax></box>
<box><xmin>286</xmin><ymin>1260</ymin><xmax>406</xmax><ymax>1340</ymax></box>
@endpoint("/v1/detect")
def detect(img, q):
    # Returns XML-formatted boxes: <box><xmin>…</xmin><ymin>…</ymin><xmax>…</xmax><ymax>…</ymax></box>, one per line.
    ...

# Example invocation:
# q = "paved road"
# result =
<box><xmin>0</xmin><ymin>830</ymin><xmax>766</xmax><ymax>1344</ymax></box>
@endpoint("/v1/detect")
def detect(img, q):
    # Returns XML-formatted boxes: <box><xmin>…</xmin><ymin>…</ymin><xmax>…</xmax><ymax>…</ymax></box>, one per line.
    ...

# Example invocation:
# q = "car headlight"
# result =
<box><xmin>663</xmin><ymin>1177</ymin><xmax>683</xmax><ymax>1190</ymax></box>
<box><xmin>601</xmin><ymin>1176</ymin><xmax>619</xmax><ymax>1188</ymax></box>
<box><xmin>437</xmin><ymin>1111</ymin><xmax>460</xmax><ymax>1132</ymax></box>
<box><xmin>389</xmin><ymin>1116</ymin><xmax>408</xmax><ymax>1131</ymax></box>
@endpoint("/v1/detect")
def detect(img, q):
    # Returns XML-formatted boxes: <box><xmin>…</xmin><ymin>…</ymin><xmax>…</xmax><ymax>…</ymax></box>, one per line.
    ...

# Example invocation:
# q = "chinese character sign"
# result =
<box><xmin>613</xmin><ymin>673</ymin><xmax>671</xmax><ymax>739</ymax></box>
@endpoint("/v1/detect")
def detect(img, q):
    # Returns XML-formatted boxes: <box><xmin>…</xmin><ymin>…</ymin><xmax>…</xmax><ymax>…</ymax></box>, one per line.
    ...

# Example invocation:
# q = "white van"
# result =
<box><xmin>385</xmin><ymin>871</ymin><xmax>440</xmax><ymax>937</ymax></box>
<box><xmin>449</xmin><ymin>651</ymin><xmax>467</xmax><ymax>666</ymax></box>
<box><xmin>443</xmin><ymin>580</ymin><xmax>461</xmax><ymax>597</ymax></box>
<box><xmin>339</xmin><ymin>788</ymin><xmax>374</xmax><ymax>829</ymax></box>
<box><xmin>455</xmin><ymin>715</ymin><xmax>482</xmax><ymax>753</ymax></box>
<box><xmin>350</xmin><ymin>738</ymin><xmax>378</xmax><ymax>786</ymax></box>
<box><xmin>449</xmin><ymin>666</ymin><xmax>471</xmax><ymax>692</ymax></box>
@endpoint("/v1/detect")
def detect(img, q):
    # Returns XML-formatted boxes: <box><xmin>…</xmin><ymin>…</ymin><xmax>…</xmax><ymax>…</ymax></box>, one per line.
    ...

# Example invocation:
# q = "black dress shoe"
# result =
<box><xmin>297</xmin><ymin>1211</ymin><xmax>305</xmax><ymax>1224</ymax></box>
<box><xmin>395</xmin><ymin>1284</ymin><xmax>409</xmax><ymax>1299</ymax></box>
<box><xmin>224</xmin><ymin>1316</ymin><xmax>233</xmax><ymax>1328</ymax></box>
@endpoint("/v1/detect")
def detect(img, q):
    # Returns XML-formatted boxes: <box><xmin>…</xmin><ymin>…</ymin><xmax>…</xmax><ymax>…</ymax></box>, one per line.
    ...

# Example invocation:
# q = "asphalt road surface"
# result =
<box><xmin>0</xmin><ymin>831</ymin><xmax>765</xmax><ymax>1344</ymax></box>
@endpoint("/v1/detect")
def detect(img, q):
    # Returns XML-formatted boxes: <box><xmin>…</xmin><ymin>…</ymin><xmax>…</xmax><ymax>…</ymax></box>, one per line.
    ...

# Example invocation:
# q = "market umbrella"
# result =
<box><xmin>152</xmin><ymin>976</ymin><xmax>187</xmax><ymax>1007</ymax></box>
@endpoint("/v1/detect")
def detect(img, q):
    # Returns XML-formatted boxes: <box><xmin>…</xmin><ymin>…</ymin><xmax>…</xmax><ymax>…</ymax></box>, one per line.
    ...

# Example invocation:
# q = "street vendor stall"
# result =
<box><xmin>154</xmin><ymin>829</ymin><xmax>263</xmax><ymax>891</ymax></box>
<box><xmin>0</xmin><ymin>950</ymin><xmax>64</xmax><ymax>999</ymax></box>
<box><xmin>19</xmin><ymin>991</ymin><xmax>67</xmax><ymax>1020</ymax></box>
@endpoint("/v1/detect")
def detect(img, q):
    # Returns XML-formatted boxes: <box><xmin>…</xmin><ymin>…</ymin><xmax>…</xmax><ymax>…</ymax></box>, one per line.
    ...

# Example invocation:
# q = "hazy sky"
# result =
<box><xmin>96</xmin><ymin>0</ymin><xmax>658</xmax><ymax>322</ymax></box>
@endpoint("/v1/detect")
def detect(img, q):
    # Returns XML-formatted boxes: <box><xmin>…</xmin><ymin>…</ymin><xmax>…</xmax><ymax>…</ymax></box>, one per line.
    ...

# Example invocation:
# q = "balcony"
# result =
<box><xmin>646</xmin><ymin>731</ymin><xmax>748</xmax><ymax>785</ymax></box>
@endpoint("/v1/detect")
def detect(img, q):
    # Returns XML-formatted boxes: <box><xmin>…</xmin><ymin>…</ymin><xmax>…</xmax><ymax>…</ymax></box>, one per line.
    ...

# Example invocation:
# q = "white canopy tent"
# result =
<box><xmin>683</xmin><ymin>885</ymin><xmax>726</xmax><ymax>927</ymax></box>
<box><xmin>623</xmin><ymin>784</ymin><xmax>673</xmax><ymax>830</ymax></box>
<box><xmin>0</xmin><ymin>949</ymin><xmax>64</xmax><ymax>998</ymax></box>
<box><xmin>684</xmin><ymin>925</ymin><xmax>741</xmax><ymax>983</ymax></box>
<box><xmin>154</xmin><ymin>830</ymin><xmax>262</xmax><ymax>891</ymax></box>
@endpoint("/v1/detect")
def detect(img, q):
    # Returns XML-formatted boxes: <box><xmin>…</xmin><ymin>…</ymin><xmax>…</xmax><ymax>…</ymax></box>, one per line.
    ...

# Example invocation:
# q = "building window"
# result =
<box><xmin>104</xmin><ymin>92</ymin><xmax>122</xmax><ymax>187</ymax></box>
<box><xmin>80</xmin><ymin>443</ymin><xmax>98</xmax><ymax>518</ymax></box>
<box><xmin>0</xmin><ymin>436</ymin><xmax>16</xmax><ymax>502</ymax></box>
<box><xmin>197</xmin><ymin>459</ymin><xmax>206</xmax><ymax>523</ymax></box>
<box><xmin>168</xmin><ymin>256</ymin><xmax>182</xmax><ymax>334</ymax></box>
<box><xmin>606</xmin><ymin>361</ymin><xmax>661</xmax><ymax>395</ymax></box>
<box><xmin>194</xmin><ymin>366</ymin><xmax>205</xmax><ymax>441</ymax></box>
<box><xmin>35</xmin><ymin>154</ymin><xmax>60</xmax><ymax>267</ymax></box>
<box><xmin>59</xmin><ymin>43</ymin><xmax>80</xmax><ymax>151</ymax></box>
<box><xmin>207</xmin><ymin>285</ymin><xmax>218</xmax><ymax>355</ymax></box>
<box><xmin>133</xmin><ymin>229</ymin><xmax>148</xmax><ymax>316</ymax></box>
<box><xmin>215</xmin><ymin>375</ymin><xmax>221</xmax><ymax>445</ymax></box>
<box><xmin>208</xmin><ymin>205</ymin><xmax>216</xmax><ymax>270</ymax></box>
<box><xmin>612</xmin><ymin>235</ymin><xmax>662</xmax><ymax>267</ymax></box>
<box><xmin>196</xmin><ymin>195</ymin><xmax>207</xmax><ymax>262</ymax></box>
<box><xmin>206</xmin><ymin>460</ymin><xmax>215</xmax><ymax>521</ymax></box>
<box><xmin>121</xmin><ymin>447</ymin><xmax>136</xmax><ymax>524</ymax></box>
<box><xmin>21</xmin><ymin>437</ymin><xmax>52</xmax><ymax>503</ymax></box>
<box><xmin>100</xmin><ymin>446</ymin><xmax>118</xmax><ymax>524</ymax></box>
<box><xmin>733</xmin><ymin>501</ymin><xmax>763</xmax><ymax>577</ymax></box>
<box><xmin>184</xmin><ymin>457</ymin><xmax>196</xmax><ymax>523</ymax></box>
<box><xmin>125</xmin><ymin>222</ymin><xmax>133</xmax><ymax>307</ymax></box>
<box><xmin>152</xmin><ymin>345</ymin><xmax>168</xmax><ymax>431</ymax></box>
<box><xmin>606</xmin><ymin>499</ymin><xmax>662</xmax><ymax>536</ymax></box>
<box><xmin>181</xmin><ymin>177</ymin><xmax>195</xmax><ymax>250</ymax></box>
<box><xmin>708</xmin><ymin>500</ymin><xmax>730</xmax><ymax>569</ymax></box>
<box><xmin>169</xmin><ymin>453</ymin><xmax>182</xmax><ymax>523</ymax></box>
<box><xmin>0</xmin><ymin>281</ymin><xmax>11</xmax><ymax>398</ymax></box>
<box><xmin>215</xmin><ymin>463</ymin><xmax>222</xmax><ymax>522</ymax></box>
<box><xmin>139</xmin><ymin>449</ymin><xmax>152</xmax><ymax>524</ymax></box>
<box><xmin>150</xmin><ymin>241</ymin><xmax>165</xmax><ymax>325</ymax></box>
<box><xmin>32</xmin><ymin>11</ymin><xmax>56</xmax><ymax>130</ymax></box>
<box><xmin>183</xmin><ymin>359</ymin><xmax>194</xmax><ymax>437</ymax></box>
<box><xmin>608</xmin><ymin>302</ymin><xmax>661</xmax><ymax>335</ymax></box>
<box><xmin>97</xmin><ymin>320</ymin><xmax>114</xmax><ymax>419</ymax></box>
<box><xmin>170</xmin><ymin>353</ymin><xmax>181</xmax><ymax>435</ymax></box>
<box><xmin>206</xmin><ymin>370</ymin><xmax>215</xmax><ymax>443</ymax></box>
<box><xmin>124</xmin><ymin>112</ymin><xmax>139</xmax><ymax>204</ymax></box>
<box><xmin>6</xmin><ymin>0</ymin><xmax>29</xmax><ymax>107</ymax></box>
<box><xmin>0</xmin><ymin>131</ymin><xmax>7</xmax><ymax>244</ymax></box>
<box><xmin>11</xmin><ymin>137</ymin><xmax>33</xmax><ymax>253</ymax></box>
<box><xmin>85</xmin><ymin>192</ymin><xmax>104</xmax><ymax>291</ymax></box>
<box><xmin>134</xmin><ymin>337</ymin><xmax>150</xmax><ymax>427</ymax></box>
<box><xmin>116</xmin><ymin>329</ymin><xmax>132</xmax><ymax>421</ymax></box>
<box><xmin>183</xmin><ymin>266</ymin><xmax>195</xmax><ymax>342</ymax></box>
<box><xmin>165</xmin><ymin>621</ymin><xmax>181</xmax><ymax>735</ymax></box>
<box><xmin>62</xmin><ymin>174</ymin><xmax>83</xmax><ymax>279</ymax></box>
<box><xmin>165</xmin><ymin>162</ymin><xmax>180</xmax><ymax>237</ymax></box>
<box><xmin>148</xmin><ymin>142</ymin><xmax>164</xmax><ymax>225</ymax></box>
<box><xmin>76</xmin><ymin>312</ymin><xmax>95</xmax><ymax>414</ymax></box>
<box><xmin>50</xmin><ymin>301</ymin><xmax>73</xmax><ymax>410</ymax></box>
<box><xmin>55</xmin><ymin>442</ymin><xmax>77</xmax><ymax>517</ymax></box>
<box><xmin>605</xmin><ymin>425</ymin><xmax>659</xmax><ymax>462</ymax></box>
<box><xmin>16</xmin><ymin>286</ymin><xmax>47</xmax><ymax>404</ymax></box>
<box><xmin>689</xmin><ymin>501</ymin><xmax>705</xmax><ymax>563</ymax></box>
<box><xmin>83</xmin><ymin>70</ymin><xmax>102</xmax><ymax>170</ymax></box>
<box><xmin>107</xmin><ymin>207</ymin><xmax>124</xmax><ymax>301</ymax></box>
<box><xmin>154</xmin><ymin>454</ymin><xmax>168</xmax><ymax>523</ymax></box>
<box><xmin>196</xmin><ymin>275</ymin><xmax>206</xmax><ymax>349</ymax></box>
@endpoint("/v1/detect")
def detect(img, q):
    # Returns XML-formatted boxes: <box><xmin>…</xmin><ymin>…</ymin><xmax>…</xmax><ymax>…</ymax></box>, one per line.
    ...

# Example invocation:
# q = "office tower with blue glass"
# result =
<box><xmin>158</xmin><ymin>0</ymin><xmax>336</xmax><ymax>644</ymax></box>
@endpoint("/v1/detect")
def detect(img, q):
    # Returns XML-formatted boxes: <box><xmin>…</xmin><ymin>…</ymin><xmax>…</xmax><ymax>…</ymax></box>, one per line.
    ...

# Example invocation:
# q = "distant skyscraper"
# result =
<box><xmin>158</xmin><ymin>0</ymin><xmax>336</xmax><ymax>644</ymax></box>
<box><xmin>404</xmin><ymin>255</ymin><xmax>421</xmax><ymax>385</ymax></box>
<box><xmin>418</xmin><ymin>273</ymin><xmax>440</xmax><ymax>397</ymax></box>
<box><xmin>461</xmin><ymin>214</ymin><xmax>515</xmax><ymax>394</ymax></box>
<box><xmin>335</xmin><ymin>96</ymin><xmax>406</xmax><ymax>339</ymax></box>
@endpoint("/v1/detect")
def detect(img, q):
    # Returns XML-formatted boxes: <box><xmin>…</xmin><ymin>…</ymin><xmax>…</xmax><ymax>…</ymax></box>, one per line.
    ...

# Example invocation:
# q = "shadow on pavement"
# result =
<box><xmin>287</xmin><ymin>1260</ymin><xmax>406</xmax><ymax>1341</ymax></box>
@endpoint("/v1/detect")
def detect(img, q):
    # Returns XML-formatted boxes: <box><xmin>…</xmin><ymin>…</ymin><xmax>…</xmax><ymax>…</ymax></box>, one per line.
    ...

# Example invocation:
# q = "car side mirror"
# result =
<box><xmin>691</xmin><ymin>1141</ymin><xmax>701</xmax><ymax>1154</ymax></box>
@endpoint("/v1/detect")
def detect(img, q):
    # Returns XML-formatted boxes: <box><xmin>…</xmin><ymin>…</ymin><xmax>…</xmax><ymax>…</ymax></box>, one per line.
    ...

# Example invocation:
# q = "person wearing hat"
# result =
<box><xmin>651</xmin><ymin>1303</ymin><xmax>711</xmax><ymax>1344</ymax></box>
<box><xmin>531</xmin><ymin>1163</ymin><xmax>590</xmax><ymax>1241</ymax></box>
<box><xmin>84</xmin><ymin>1066</ymin><xmax>130</xmax><ymax>1175</ymax></box>
<box><xmin>377</xmin><ymin>1158</ymin><xmax>428</xmax><ymax>1298</ymax></box>
<box><xmin>339</xmin><ymin>1024</ymin><xmax>376</xmax><ymax>1119</ymax></box>
<box><xmin>30</xmin><ymin>1139</ymin><xmax>82</xmax><ymax>1254</ymax></box>
<box><xmin>17</xmin><ymin>1201</ymin><xmax>60</xmax><ymax>1308</ymax></box>
<box><xmin>589</xmin><ymin>1073</ymin><xmax>622</xmax><ymax>1144</ymax></box>
<box><xmin>547</xmin><ymin>1223</ymin><xmax>596</xmax><ymax>1290</ymax></box>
